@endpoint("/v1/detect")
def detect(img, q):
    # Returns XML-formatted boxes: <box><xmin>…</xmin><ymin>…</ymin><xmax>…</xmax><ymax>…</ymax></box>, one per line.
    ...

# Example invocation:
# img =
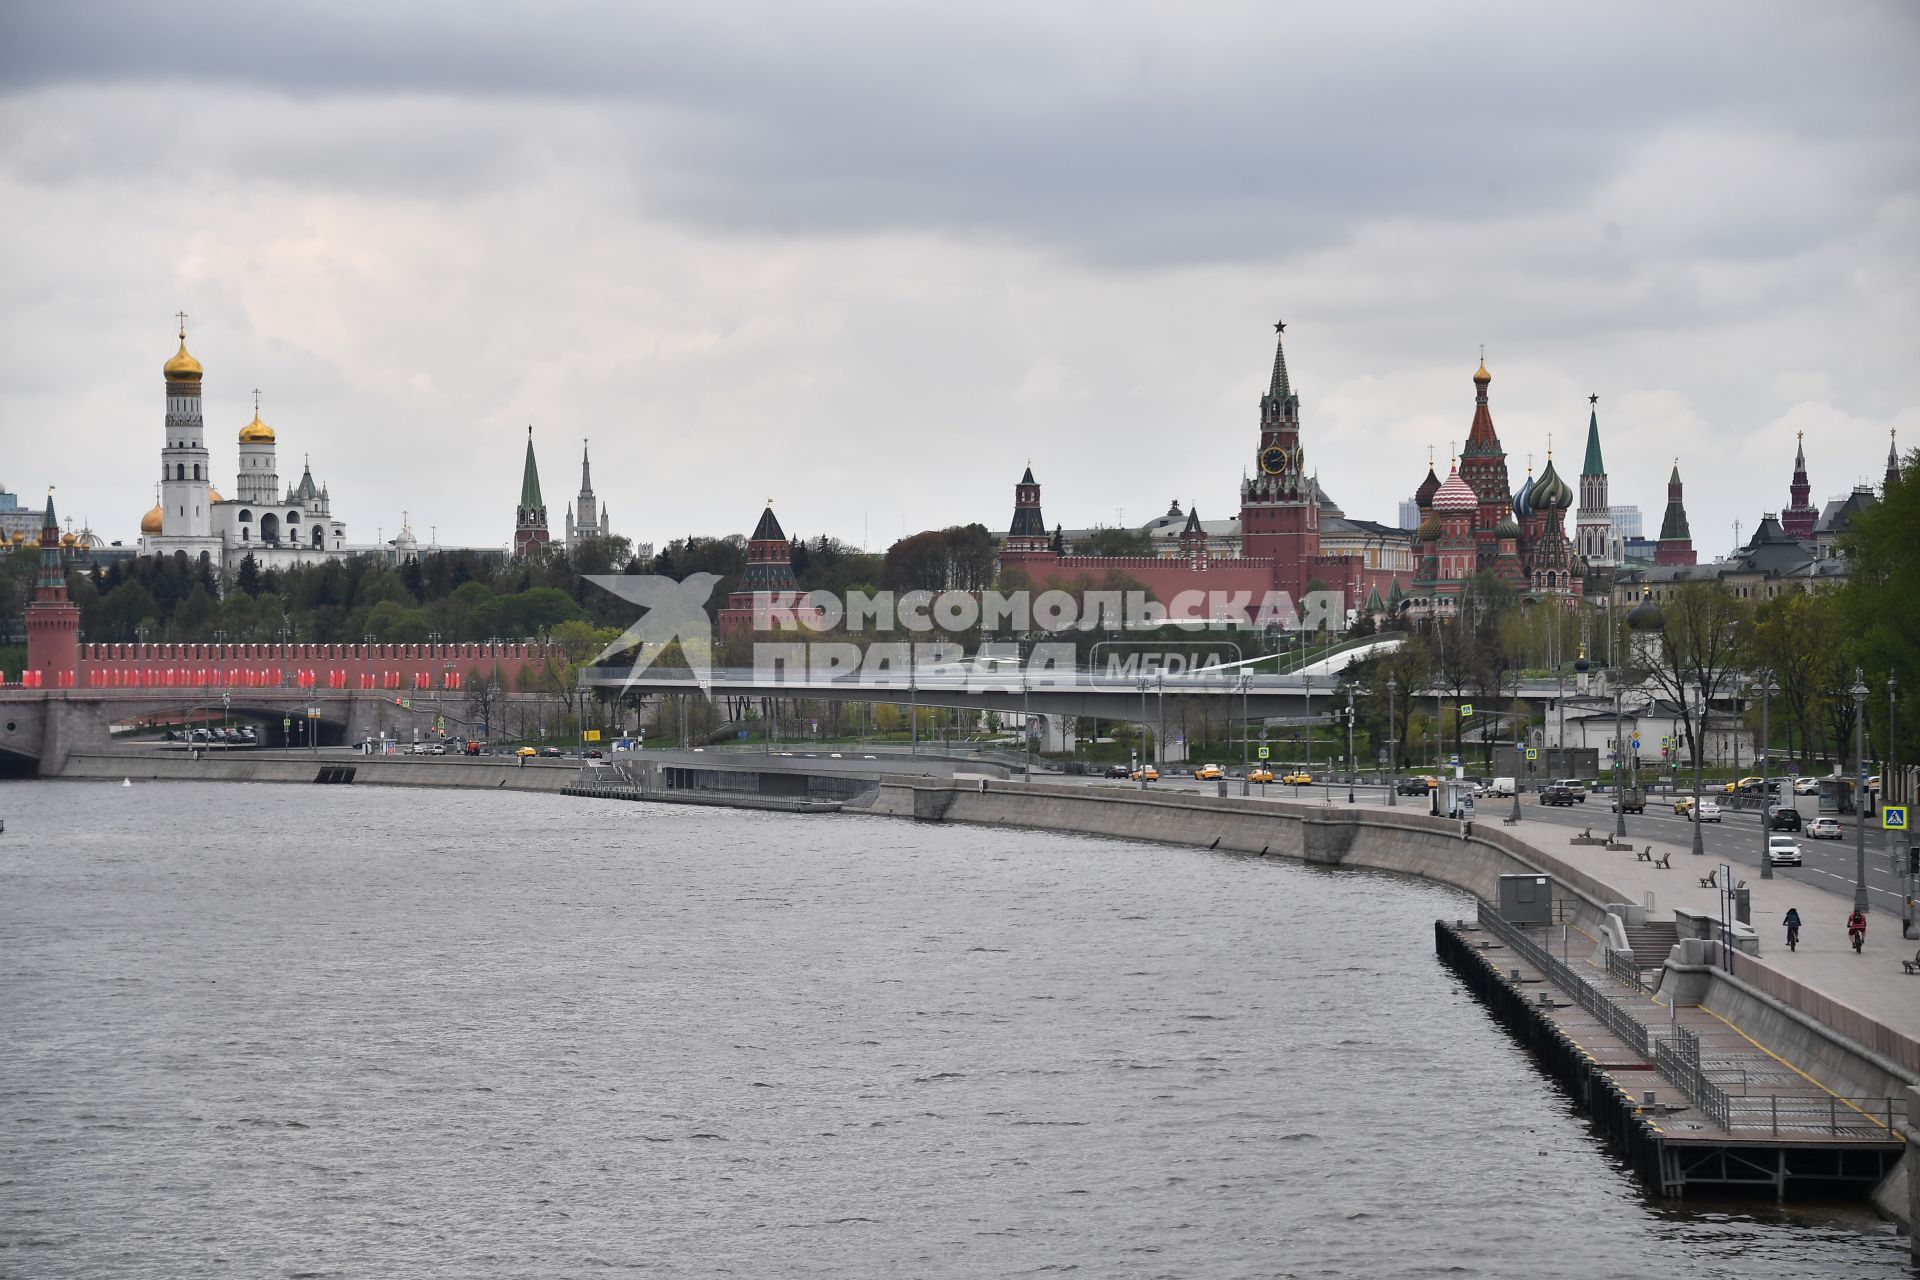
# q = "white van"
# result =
<box><xmin>1488</xmin><ymin>777</ymin><xmax>1516</xmax><ymax>797</ymax></box>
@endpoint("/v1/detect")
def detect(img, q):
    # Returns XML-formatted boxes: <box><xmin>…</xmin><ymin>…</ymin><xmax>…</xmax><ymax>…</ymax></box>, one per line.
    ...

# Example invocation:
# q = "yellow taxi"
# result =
<box><xmin>1248</xmin><ymin>767</ymin><xmax>1274</xmax><ymax>784</ymax></box>
<box><xmin>516</xmin><ymin>746</ymin><xmax>538</xmax><ymax>758</ymax></box>
<box><xmin>1673</xmin><ymin>795</ymin><xmax>1695</xmax><ymax>815</ymax></box>
<box><xmin>1130</xmin><ymin>765</ymin><xmax>1159</xmax><ymax>782</ymax></box>
<box><xmin>1725</xmin><ymin>776</ymin><xmax>1762</xmax><ymax>794</ymax></box>
<box><xmin>1194</xmin><ymin>763</ymin><xmax>1224</xmax><ymax>781</ymax></box>
<box><xmin>1283</xmin><ymin>771</ymin><xmax>1313</xmax><ymax>785</ymax></box>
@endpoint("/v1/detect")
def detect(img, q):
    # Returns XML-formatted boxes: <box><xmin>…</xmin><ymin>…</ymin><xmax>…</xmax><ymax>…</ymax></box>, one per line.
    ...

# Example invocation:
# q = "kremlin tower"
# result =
<box><xmin>514</xmin><ymin>426</ymin><xmax>551</xmax><ymax>558</ymax></box>
<box><xmin>1575</xmin><ymin>395</ymin><xmax>1612</xmax><ymax>564</ymax></box>
<box><xmin>1781</xmin><ymin>431</ymin><xmax>1817</xmax><ymax>540</ymax></box>
<box><xmin>718</xmin><ymin>503</ymin><xmax>806</xmax><ymax>638</ymax></box>
<box><xmin>1653</xmin><ymin>462</ymin><xmax>1697</xmax><ymax>566</ymax></box>
<box><xmin>24</xmin><ymin>491</ymin><xmax>80</xmax><ymax>685</ymax></box>
<box><xmin>1237</xmin><ymin>322</ymin><xmax>1320</xmax><ymax>600</ymax></box>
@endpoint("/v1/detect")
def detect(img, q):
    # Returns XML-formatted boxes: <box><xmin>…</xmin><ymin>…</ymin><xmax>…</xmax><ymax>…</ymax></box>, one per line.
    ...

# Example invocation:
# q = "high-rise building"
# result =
<box><xmin>1397</xmin><ymin>498</ymin><xmax>1420</xmax><ymax>530</ymax></box>
<box><xmin>565</xmin><ymin>439</ymin><xmax>610</xmax><ymax>545</ymax></box>
<box><xmin>1608</xmin><ymin>505</ymin><xmax>1643</xmax><ymax>541</ymax></box>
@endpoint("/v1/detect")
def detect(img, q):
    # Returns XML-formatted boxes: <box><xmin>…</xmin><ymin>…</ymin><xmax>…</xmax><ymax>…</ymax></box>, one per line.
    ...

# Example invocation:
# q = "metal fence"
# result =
<box><xmin>1477</xmin><ymin>904</ymin><xmax>1650</xmax><ymax>1057</ymax></box>
<box><xmin>1725</xmin><ymin>949</ymin><xmax>1920</xmax><ymax>1076</ymax></box>
<box><xmin>1655</xmin><ymin>1027</ymin><xmax>1731</xmax><ymax>1129</ymax></box>
<box><xmin>1606</xmin><ymin>947</ymin><xmax>1648</xmax><ymax>992</ymax></box>
<box><xmin>1720</xmin><ymin>1093</ymin><xmax>1902</xmax><ymax>1138</ymax></box>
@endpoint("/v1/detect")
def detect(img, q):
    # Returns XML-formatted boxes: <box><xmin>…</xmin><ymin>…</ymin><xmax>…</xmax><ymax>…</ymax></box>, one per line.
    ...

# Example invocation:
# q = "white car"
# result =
<box><xmin>1692</xmin><ymin>800</ymin><xmax>1723</xmax><ymax>823</ymax></box>
<box><xmin>1793</xmin><ymin>778</ymin><xmax>1820</xmax><ymax>795</ymax></box>
<box><xmin>1807</xmin><ymin>816</ymin><xmax>1843</xmax><ymax>839</ymax></box>
<box><xmin>1766</xmin><ymin>834</ymin><xmax>1803</xmax><ymax>867</ymax></box>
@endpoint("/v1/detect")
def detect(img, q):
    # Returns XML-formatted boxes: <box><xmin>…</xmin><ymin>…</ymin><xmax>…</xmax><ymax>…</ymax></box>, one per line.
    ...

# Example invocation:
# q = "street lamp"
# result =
<box><xmin>1345</xmin><ymin>688</ymin><xmax>1356</xmax><ymax>804</ymax></box>
<box><xmin>1240</xmin><ymin>673</ymin><xmax>1252</xmax><ymax>797</ymax></box>
<box><xmin>1611</xmin><ymin>677</ymin><xmax>1627</xmax><ymax>840</ymax></box>
<box><xmin>1852</xmin><ymin>667</ymin><xmax>1870</xmax><ymax>913</ymax></box>
<box><xmin>1303</xmin><ymin>672</ymin><xmax>1313</xmax><ymax>773</ymax></box>
<box><xmin>1387</xmin><ymin>673</ymin><xmax>1398</xmax><ymax>807</ymax></box>
<box><xmin>1756</xmin><ymin>670</ymin><xmax>1775</xmax><ymax>880</ymax></box>
<box><xmin>1691</xmin><ymin>678</ymin><xmax>1707</xmax><ymax>857</ymax></box>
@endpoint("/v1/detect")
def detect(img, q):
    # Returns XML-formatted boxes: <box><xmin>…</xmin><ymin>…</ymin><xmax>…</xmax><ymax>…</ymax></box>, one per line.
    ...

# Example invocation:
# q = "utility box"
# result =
<box><xmin>1735</xmin><ymin>886</ymin><xmax>1752</xmax><ymax>927</ymax></box>
<box><xmin>1498</xmin><ymin>874</ymin><xmax>1553</xmax><ymax>925</ymax></box>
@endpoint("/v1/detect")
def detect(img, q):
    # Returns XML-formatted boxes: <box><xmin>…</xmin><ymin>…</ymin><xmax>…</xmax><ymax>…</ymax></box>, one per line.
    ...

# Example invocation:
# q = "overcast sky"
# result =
<box><xmin>3</xmin><ymin>1</ymin><xmax>1915</xmax><ymax>557</ymax></box>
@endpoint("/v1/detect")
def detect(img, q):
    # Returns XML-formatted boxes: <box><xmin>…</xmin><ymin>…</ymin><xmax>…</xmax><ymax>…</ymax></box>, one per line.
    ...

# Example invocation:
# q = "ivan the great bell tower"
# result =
<box><xmin>1239</xmin><ymin>322</ymin><xmax>1320</xmax><ymax>600</ymax></box>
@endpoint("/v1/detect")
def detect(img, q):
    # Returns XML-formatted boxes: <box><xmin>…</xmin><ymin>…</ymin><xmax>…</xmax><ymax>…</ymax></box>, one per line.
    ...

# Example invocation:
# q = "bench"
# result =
<box><xmin>1653</xmin><ymin>850</ymin><xmax>1672</xmax><ymax>869</ymax></box>
<box><xmin>1699</xmin><ymin>869</ymin><xmax>1717</xmax><ymax>888</ymax></box>
<box><xmin>1903</xmin><ymin>950</ymin><xmax>1920</xmax><ymax>976</ymax></box>
<box><xmin>1636</xmin><ymin>846</ymin><xmax>1652</xmax><ymax>862</ymax></box>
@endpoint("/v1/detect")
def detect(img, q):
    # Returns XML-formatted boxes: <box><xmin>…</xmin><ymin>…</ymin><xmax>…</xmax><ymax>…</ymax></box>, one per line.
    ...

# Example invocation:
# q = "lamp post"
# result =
<box><xmin>1887</xmin><ymin>673</ymin><xmax>1899</xmax><ymax>908</ymax></box>
<box><xmin>1612</xmin><ymin>679</ymin><xmax>1627</xmax><ymax>839</ymax></box>
<box><xmin>1852</xmin><ymin>668</ymin><xmax>1870</xmax><ymax>913</ymax></box>
<box><xmin>1757</xmin><ymin>671</ymin><xmax>1774</xmax><ymax>880</ymax></box>
<box><xmin>1303</xmin><ymin>672</ymin><xmax>1313</xmax><ymax>773</ymax></box>
<box><xmin>1510</xmin><ymin>670</ymin><xmax>1524</xmax><ymax>825</ymax></box>
<box><xmin>1241</xmin><ymin>673</ymin><xmax>1252</xmax><ymax>797</ymax></box>
<box><xmin>1345</xmin><ymin>689</ymin><xmax>1356</xmax><ymax>804</ymax></box>
<box><xmin>1387</xmin><ymin>674</ymin><xmax>1398</xmax><ymax>807</ymax></box>
<box><xmin>1690</xmin><ymin>678</ymin><xmax>1707</xmax><ymax>857</ymax></box>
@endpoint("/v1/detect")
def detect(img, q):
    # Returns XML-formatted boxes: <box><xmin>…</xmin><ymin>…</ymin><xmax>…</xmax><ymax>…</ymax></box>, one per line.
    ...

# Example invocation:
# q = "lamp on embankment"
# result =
<box><xmin>1691</xmin><ymin>677</ymin><xmax>1707</xmax><ymax>858</ymax></box>
<box><xmin>1387</xmin><ymin>674</ymin><xmax>1398</xmax><ymax>808</ymax></box>
<box><xmin>1756</xmin><ymin>670</ymin><xmax>1774</xmax><ymax>881</ymax></box>
<box><xmin>1852</xmin><ymin>667</ymin><xmax>1870</xmax><ymax>914</ymax></box>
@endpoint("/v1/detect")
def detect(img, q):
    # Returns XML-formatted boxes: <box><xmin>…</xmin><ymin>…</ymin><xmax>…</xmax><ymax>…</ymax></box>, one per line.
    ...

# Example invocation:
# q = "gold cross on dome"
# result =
<box><xmin>176</xmin><ymin>310</ymin><xmax>189</xmax><ymax>338</ymax></box>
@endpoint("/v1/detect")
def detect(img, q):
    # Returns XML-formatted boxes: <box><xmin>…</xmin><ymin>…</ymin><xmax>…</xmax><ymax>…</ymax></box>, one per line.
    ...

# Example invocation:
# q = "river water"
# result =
<box><xmin>0</xmin><ymin>780</ymin><xmax>1909</xmax><ymax>1278</ymax></box>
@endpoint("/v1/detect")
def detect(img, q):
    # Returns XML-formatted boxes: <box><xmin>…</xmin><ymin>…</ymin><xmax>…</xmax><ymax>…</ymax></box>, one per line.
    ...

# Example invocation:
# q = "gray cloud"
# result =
<box><xmin>0</xmin><ymin>1</ymin><xmax>1914</xmax><ymax>558</ymax></box>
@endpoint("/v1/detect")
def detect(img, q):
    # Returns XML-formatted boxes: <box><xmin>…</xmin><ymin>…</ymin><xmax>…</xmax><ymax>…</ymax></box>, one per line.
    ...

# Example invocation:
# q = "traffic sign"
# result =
<box><xmin>1460</xmin><ymin>704</ymin><xmax>1474</xmax><ymax>718</ymax></box>
<box><xmin>1524</xmin><ymin>747</ymin><xmax>1539</xmax><ymax>761</ymax></box>
<box><xmin>1884</xmin><ymin>805</ymin><xmax>1909</xmax><ymax>832</ymax></box>
<box><xmin>1630</xmin><ymin>735</ymin><xmax>1640</xmax><ymax>749</ymax></box>
<box><xmin>1257</xmin><ymin>746</ymin><xmax>1270</xmax><ymax>760</ymax></box>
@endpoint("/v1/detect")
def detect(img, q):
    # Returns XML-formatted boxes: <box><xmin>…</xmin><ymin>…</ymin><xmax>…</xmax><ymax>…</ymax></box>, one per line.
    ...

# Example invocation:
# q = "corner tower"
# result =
<box><xmin>1238</xmin><ymin>321</ymin><xmax>1320</xmax><ymax>598</ymax></box>
<box><xmin>25</xmin><ymin>491</ymin><xmax>80</xmax><ymax>684</ymax></box>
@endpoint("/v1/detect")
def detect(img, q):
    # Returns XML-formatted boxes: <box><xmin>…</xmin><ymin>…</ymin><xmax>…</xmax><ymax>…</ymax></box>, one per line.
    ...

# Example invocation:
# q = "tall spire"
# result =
<box><xmin>1887</xmin><ymin>428</ymin><xmax>1902</xmax><ymax>493</ymax></box>
<box><xmin>1654</xmin><ymin>459</ymin><xmax>1696</xmax><ymax>566</ymax></box>
<box><xmin>520</xmin><ymin>425</ymin><xmax>544</xmax><ymax>510</ymax></box>
<box><xmin>1580</xmin><ymin>395</ymin><xmax>1604</xmax><ymax>477</ymax></box>
<box><xmin>1267</xmin><ymin>319</ymin><xmax>1292</xmax><ymax>403</ymax></box>
<box><xmin>580</xmin><ymin>438</ymin><xmax>593</xmax><ymax>494</ymax></box>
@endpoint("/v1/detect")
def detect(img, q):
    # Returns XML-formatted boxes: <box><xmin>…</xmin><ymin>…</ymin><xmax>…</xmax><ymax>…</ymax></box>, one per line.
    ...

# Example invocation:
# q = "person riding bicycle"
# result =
<box><xmin>1846</xmin><ymin>908</ymin><xmax>1866</xmax><ymax>949</ymax></box>
<box><xmin>1782</xmin><ymin>907</ymin><xmax>1801</xmax><ymax>949</ymax></box>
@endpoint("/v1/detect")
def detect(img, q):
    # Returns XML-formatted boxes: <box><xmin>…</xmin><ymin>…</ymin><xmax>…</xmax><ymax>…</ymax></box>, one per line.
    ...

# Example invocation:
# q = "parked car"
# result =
<box><xmin>1807</xmin><ymin>816</ymin><xmax>1843</xmax><ymax>840</ymax></box>
<box><xmin>1540</xmin><ymin>785</ymin><xmax>1579</xmax><ymax>807</ymax></box>
<box><xmin>1130</xmin><ymin>766</ymin><xmax>1159</xmax><ymax>782</ymax></box>
<box><xmin>1793</xmin><ymin>778</ymin><xmax>1820</xmax><ymax>795</ymax></box>
<box><xmin>1613</xmin><ymin>787</ymin><xmax>1646</xmax><ymax>814</ymax></box>
<box><xmin>1487</xmin><ymin>776</ymin><xmax>1516</xmax><ymax>798</ymax></box>
<box><xmin>1767</xmin><ymin>806</ymin><xmax>1802</xmax><ymax>831</ymax></box>
<box><xmin>1692</xmin><ymin>800</ymin><xmax>1723</xmax><ymax>823</ymax></box>
<box><xmin>1283</xmin><ymin>771</ymin><xmax>1313</xmax><ymax>785</ymax></box>
<box><xmin>1725</xmin><ymin>775</ymin><xmax>1763</xmax><ymax>794</ymax></box>
<box><xmin>1194</xmin><ymin>763</ymin><xmax>1224</xmax><ymax>781</ymax></box>
<box><xmin>540</xmin><ymin>747</ymin><xmax>563</xmax><ymax>758</ymax></box>
<box><xmin>1104</xmin><ymin>764</ymin><xmax>1132</xmax><ymax>779</ymax></box>
<box><xmin>1248</xmin><ymin>767</ymin><xmax>1274</xmax><ymax>784</ymax></box>
<box><xmin>1766</xmin><ymin>834</ymin><xmax>1804</xmax><ymax>867</ymax></box>
<box><xmin>1396</xmin><ymin>776</ymin><xmax>1430</xmax><ymax>796</ymax></box>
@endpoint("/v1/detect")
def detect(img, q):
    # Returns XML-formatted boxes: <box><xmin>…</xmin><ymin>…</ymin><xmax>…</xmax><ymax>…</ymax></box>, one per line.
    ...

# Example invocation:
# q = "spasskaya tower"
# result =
<box><xmin>1239</xmin><ymin>321</ymin><xmax>1320</xmax><ymax>599</ymax></box>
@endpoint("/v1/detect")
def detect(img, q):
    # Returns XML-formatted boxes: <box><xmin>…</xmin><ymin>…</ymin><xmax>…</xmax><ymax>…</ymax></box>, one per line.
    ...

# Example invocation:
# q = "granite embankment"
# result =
<box><xmin>60</xmin><ymin>750</ymin><xmax>589</xmax><ymax>793</ymax></box>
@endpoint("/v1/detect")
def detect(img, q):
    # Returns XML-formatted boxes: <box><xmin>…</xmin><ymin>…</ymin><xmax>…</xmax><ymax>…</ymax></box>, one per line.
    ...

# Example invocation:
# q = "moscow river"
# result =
<box><xmin>1</xmin><ymin>780</ymin><xmax>1909</xmax><ymax>1277</ymax></box>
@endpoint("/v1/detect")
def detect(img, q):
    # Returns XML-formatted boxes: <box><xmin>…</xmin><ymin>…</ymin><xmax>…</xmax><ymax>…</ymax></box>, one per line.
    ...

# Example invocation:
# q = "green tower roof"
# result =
<box><xmin>519</xmin><ymin>427</ymin><xmax>544</xmax><ymax>510</ymax></box>
<box><xmin>1581</xmin><ymin>404</ymin><xmax>1604</xmax><ymax>477</ymax></box>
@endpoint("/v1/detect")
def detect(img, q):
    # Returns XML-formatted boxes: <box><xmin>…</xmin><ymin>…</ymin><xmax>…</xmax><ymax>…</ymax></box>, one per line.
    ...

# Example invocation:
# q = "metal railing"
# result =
<box><xmin>1606</xmin><ymin>947</ymin><xmax>1648</xmax><ymax>992</ymax></box>
<box><xmin>1477</xmin><ymin>904</ymin><xmax>1649</xmax><ymax>1057</ymax></box>
<box><xmin>1655</xmin><ymin>1027</ymin><xmax>1731</xmax><ymax>1129</ymax></box>
<box><xmin>1725</xmin><ymin>949</ymin><xmax>1920</xmax><ymax>1075</ymax></box>
<box><xmin>1720</xmin><ymin>1093</ymin><xmax>1901</xmax><ymax>1138</ymax></box>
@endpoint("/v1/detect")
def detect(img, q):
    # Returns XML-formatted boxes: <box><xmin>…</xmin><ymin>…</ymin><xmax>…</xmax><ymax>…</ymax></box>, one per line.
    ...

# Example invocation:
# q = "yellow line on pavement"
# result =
<box><xmin>1697</xmin><ymin>1006</ymin><xmax>1892</xmax><ymax>1129</ymax></box>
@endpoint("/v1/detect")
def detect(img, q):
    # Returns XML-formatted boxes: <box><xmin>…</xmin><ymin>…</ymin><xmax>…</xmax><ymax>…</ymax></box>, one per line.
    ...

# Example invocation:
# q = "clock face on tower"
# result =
<box><xmin>1260</xmin><ymin>444</ymin><xmax>1289</xmax><ymax>476</ymax></box>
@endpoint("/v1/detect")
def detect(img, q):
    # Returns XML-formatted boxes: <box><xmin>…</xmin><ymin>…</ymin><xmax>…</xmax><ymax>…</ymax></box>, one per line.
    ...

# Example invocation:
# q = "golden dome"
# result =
<box><xmin>164</xmin><ymin>335</ymin><xmax>203</xmax><ymax>381</ymax></box>
<box><xmin>1473</xmin><ymin>359</ymin><xmax>1492</xmax><ymax>385</ymax></box>
<box><xmin>239</xmin><ymin>411</ymin><xmax>276</xmax><ymax>444</ymax></box>
<box><xmin>141</xmin><ymin>503</ymin><xmax>164</xmax><ymax>534</ymax></box>
<box><xmin>209</xmin><ymin>487</ymin><xmax>224</xmax><ymax>504</ymax></box>
<box><xmin>60</xmin><ymin>532</ymin><xmax>78</xmax><ymax>547</ymax></box>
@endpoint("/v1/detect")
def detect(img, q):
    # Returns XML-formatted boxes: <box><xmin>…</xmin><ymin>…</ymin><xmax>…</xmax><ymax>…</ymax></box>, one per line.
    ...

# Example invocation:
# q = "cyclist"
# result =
<box><xmin>1781</xmin><ymin>907</ymin><xmax>1801</xmax><ymax>952</ymax></box>
<box><xmin>1846</xmin><ymin>908</ymin><xmax>1867</xmax><ymax>952</ymax></box>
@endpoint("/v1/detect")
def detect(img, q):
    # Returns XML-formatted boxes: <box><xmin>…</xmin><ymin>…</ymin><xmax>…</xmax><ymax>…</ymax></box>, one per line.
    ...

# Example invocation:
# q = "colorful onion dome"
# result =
<box><xmin>1473</xmin><ymin>359</ymin><xmax>1492</xmax><ymax>386</ymax></box>
<box><xmin>1628</xmin><ymin>591</ymin><xmax>1665</xmax><ymax>631</ymax></box>
<box><xmin>1493</xmin><ymin>510</ymin><xmax>1521</xmax><ymax>539</ymax></box>
<box><xmin>1531</xmin><ymin>457</ymin><xmax>1574</xmax><ymax>510</ymax></box>
<box><xmin>1513</xmin><ymin>473</ymin><xmax>1534</xmax><ymax>518</ymax></box>
<box><xmin>1432</xmin><ymin>466</ymin><xmax>1478</xmax><ymax>512</ymax></box>
<box><xmin>1415</xmin><ymin>514</ymin><xmax>1443</xmax><ymax>542</ymax></box>
<box><xmin>1414</xmin><ymin>466</ymin><xmax>1441</xmax><ymax>509</ymax></box>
